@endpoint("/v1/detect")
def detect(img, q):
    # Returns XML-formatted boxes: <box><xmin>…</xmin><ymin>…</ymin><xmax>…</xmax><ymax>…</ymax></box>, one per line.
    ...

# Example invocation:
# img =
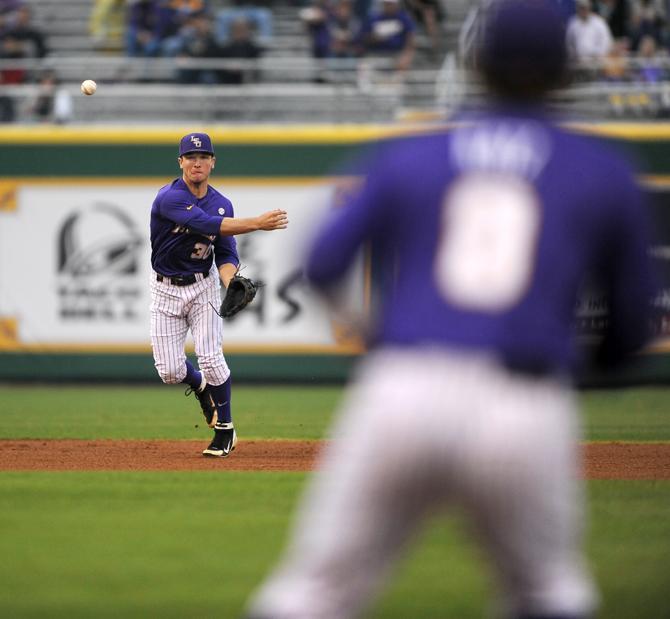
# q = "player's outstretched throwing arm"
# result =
<box><xmin>219</xmin><ymin>208</ymin><xmax>289</xmax><ymax>235</ymax></box>
<box><xmin>158</xmin><ymin>193</ymin><xmax>288</xmax><ymax>238</ymax></box>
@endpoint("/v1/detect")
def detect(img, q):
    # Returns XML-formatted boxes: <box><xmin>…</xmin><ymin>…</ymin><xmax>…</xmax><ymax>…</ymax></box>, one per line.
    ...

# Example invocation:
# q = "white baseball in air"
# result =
<box><xmin>80</xmin><ymin>79</ymin><xmax>97</xmax><ymax>95</ymax></box>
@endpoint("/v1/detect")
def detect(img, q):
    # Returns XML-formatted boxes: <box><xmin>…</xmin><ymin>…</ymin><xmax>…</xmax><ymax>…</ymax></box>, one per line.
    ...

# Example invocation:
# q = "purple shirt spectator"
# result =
<box><xmin>359</xmin><ymin>0</ymin><xmax>414</xmax><ymax>53</ymax></box>
<box><xmin>300</xmin><ymin>0</ymin><xmax>331</xmax><ymax>58</ymax></box>
<box><xmin>126</xmin><ymin>0</ymin><xmax>190</xmax><ymax>56</ymax></box>
<box><xmin>302</xmin><ymin>0</ymin><xmax>359</xmax><ymax>59</ymax></box>
<box><xmin>0</xmin><ymin>0</ymin><xmax>22</xmax><ymax>14</ymax></box>
<box><xmin>637</xmin><ymin>34</ymin><xmax>664</xmax><ymax>81</ymax></box>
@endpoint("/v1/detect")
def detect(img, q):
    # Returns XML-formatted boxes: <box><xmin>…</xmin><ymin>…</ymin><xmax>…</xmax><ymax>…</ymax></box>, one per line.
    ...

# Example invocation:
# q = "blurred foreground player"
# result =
<box><xmin>150</xmin><ymin>132</ymin><xmax>287</xmax><ymax>457</ymax></box>
<box><xmin>245</xmin><ymin>1</ymin><xmax>655</xmax><ymax>617</ymax></box>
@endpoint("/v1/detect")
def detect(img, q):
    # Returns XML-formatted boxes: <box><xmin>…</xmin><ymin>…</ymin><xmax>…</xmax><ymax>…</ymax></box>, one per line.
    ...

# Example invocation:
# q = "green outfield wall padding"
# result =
<box><xmin>0</xmin><ymin>352</ymin><xmax>669</xmax><ymax>385</ymax></box>
<box><xmin>0</xmin><ymin>144</ymin><xmax>358</xmax><ymax>177</ymax></box>
<box><xmin>0</xmin><ymin>353</ymin><xmax>358</xmax><ymax>383</ymax></box>
<box><xmin>0</xmin><ymin>132</ymin><xmax>668</xmax><ymax>177</ymax></box>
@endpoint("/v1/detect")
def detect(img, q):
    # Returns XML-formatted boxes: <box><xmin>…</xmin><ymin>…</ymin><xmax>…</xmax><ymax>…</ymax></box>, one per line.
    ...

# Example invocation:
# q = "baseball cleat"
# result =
<box><xmin>203</xmin><ymin>423</ymin><xmax>237</xmax><ymax>457</ymax></box>
<box><xmin>185</xmin><ymin>380</ymin><xmax>218</xmax><ymax>428</ymax></box>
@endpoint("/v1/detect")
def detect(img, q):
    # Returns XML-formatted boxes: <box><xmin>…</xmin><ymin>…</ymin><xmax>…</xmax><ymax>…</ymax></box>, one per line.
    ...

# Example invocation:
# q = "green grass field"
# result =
<box><xmin>1</xmin><ymin>385</ymin><xmax>669</xmax><ymax>618</ymax></box>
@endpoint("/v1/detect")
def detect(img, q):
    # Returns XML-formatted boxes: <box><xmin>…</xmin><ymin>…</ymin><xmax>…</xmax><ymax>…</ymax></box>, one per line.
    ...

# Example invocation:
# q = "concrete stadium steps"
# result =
<box><xmin>29</xmin><ymin>55</ymin><xmax>440</xmax><ymax>87</ymax></box>
<box><xmin>3</xmin><ymin>79</ymin><xmax>440</xmax><ymax>123</ymax></box>
<box><xmin>27</xmin><ymin>0</ymin><xmax>474</xmax><ymax>59</ymax></box>
<box><xmin>65</xmin><ymin>83</ymin><xmax>405</xmax><ymax>123</ymax></box>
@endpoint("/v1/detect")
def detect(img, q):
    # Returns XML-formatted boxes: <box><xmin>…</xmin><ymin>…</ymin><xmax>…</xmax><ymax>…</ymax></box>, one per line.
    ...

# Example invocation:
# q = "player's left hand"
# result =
<box><xmin>219</xmin><ymin>275</ymin><xmax>259</xmax><ymax>319</ymax></box>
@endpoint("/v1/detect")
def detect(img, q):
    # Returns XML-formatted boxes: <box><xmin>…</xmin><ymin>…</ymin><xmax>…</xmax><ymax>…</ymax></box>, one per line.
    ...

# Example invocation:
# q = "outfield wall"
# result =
<box><xmin>1</xmin><ymin>123</ymin><xmax>670</xmax><ymax>384</ymax></box>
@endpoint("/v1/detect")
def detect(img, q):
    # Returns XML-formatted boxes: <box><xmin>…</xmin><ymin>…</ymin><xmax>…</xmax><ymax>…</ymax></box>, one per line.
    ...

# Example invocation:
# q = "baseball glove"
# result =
<box><xmin>219</xmin><ymin>275</ymin><xmax>258</xmax><ymax>319</ymax></box>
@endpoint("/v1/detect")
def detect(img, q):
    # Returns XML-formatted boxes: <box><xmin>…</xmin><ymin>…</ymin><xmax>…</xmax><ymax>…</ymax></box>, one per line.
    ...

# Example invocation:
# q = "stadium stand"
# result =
<box><xmin>1</xmin><ymin>0</ymin><xmax>669</xmax><ymax>123</ymax></box>
<box><xmin>0</xmin><ymin>0</ymin><xmax>473</xmax><ymax>122</ymax></box>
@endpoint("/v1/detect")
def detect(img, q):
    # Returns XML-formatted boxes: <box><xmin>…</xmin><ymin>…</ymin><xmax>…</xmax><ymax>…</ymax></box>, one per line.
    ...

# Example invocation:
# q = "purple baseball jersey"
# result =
<box><xmin>150</xmin><ymin>178</ymin><xmax>239</xmax><ymax>277</ymax></box>
<box><xmin>359</xmin><ymin>8</ymin><xmax>414</xmax><ymax>52</ymax></box>
<box><xmin>305</xmin><ymin>108</ymin><xmax>655</xmax><ymax>374</ymax></box>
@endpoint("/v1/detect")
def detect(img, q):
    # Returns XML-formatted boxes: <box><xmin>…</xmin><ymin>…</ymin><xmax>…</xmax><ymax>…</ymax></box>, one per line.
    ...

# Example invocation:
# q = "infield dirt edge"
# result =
<box><xmin>1</xmin><ymin>439</ymin><xmax>669</xmax><ymax>478</ymax></box>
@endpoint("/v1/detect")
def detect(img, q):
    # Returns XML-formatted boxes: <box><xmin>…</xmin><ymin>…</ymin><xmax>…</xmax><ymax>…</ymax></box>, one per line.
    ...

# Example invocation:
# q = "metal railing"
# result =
<box><xmin>2</xmin><ymin>54</ymin><xmax>670</xmax><ymax>124</ymax></box>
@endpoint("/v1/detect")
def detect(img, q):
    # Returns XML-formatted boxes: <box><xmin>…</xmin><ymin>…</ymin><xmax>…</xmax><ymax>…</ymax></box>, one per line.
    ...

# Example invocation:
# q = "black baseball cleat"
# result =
<box><xmin>185</xmin><ymin>379</ymin><xmax>218</xmax><ymax>428</ymax></box>
<box><xmin>203</xmin><ymin>422</ymin><xmax>237</xmax><ymax>457</ymax></box>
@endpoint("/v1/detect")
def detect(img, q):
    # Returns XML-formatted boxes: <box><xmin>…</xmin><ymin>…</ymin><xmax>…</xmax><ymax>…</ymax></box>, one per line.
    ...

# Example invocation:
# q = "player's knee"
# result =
<box><xmin>154</xmin><ymin>361</ymin><xmax>185</xmax><ymax>385</ymax></box>
<box><xmin>198</xmin><ymin>354</ymin><xmax>229</xmax><ymax>383</ymax></box>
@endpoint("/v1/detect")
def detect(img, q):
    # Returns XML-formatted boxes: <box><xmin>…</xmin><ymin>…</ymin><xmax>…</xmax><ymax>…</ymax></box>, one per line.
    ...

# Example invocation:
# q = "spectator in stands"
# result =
<box><xmin>404</xmin><ymin>0</ymin><xmax>445</xmax><ymax>54</ymax></box>
<box><xmin>216</xmin><ymin>16</ymin><xmax>263</xmax><ymax>83</ymax></box>
<box><xmin>636</xmin><ymin>33</ymin><xmax>665</xmax><ymax>81</ymax></box>
<box><xmin>126</xmin><ymin>0</ymin><xmax>205</xmax><ymax>56</ymax></box>
<box><xmin>566</xmin><ymin>0</ymin><xmax>613</xmax><ymax>65</ymax></box>
<box><xmin>358</xmin><ymin>0</ymin><xmax>415</xmax><ymax>72</ymax></box>
<box><xmin>300</xmin><ymin>0</ymin><xmax>333</xmax><ymax>59</ymax></box>
<box><xmin>4</xmin><ymin>5</ymin><xmax>47</xmax><ymax>57</ymax></box>
<box><xmin>217</xmin><ymin>0</ymin><xmax>273</xmax><ymax>47</ymax></box>
<box><xmin>0</xmin><ymin>32</ymin><xmax>24</xmax><ymax>122</ymax></box>
<box><xmin>178</xmin><ymin>14</ymin><xmax>262</xmax><ymax>84</ymax></box>
<box><xmin>89</xmin><ymin>0</ymin><xmax>125</xmax><ymax>48</ymax></box>
<box><xmin>175</xmin><ymin>10</ymin><xmax>218</xmax><ymax>82</ymax></box>
<box><xmin>601</xmin><ymin>36</ymin><xmax>631</xmax><ymax>80</ymax></box>
<box><xmin>353</xmin><ymin>0</ymin><xmax>373</xmax><ymax>21</ymax></box>
<box><xmin>301</xmin><ymin>0</ymin><xmax>359</xmax><ymax>60</ymax></box>
<box><xmin>329</xmin><ymin>0</ymin><xmax>360</xmax><ymax>58</ymax></box>
<box><xmin>126</xmin><ymin>0</ymin><xmax>162</xmax><ymax>55</ymax></box>
<box><xmin>160</xmin><ymin>0</ymin><xmax>210</xmax><ymax>56</ymax></box>
<box><xmin>162</xmin><ymin>7</ymin><xmax>208</xmax><ymax>56</ymax></box>
<box><xmin>176</xmin><ymin>1</ymin><xmax>207</xmax><ymax>12</ymax></box>
<box><xmin>595</xmin><ymin>0</ymin><xmax>630</xmax><ymax>38</ymax></box>
<box><xmin>0</xmin><ymin>0</ymin><xmax>23</xmax><ymax>20</ymax></box>
<box><xmin>629</xmin><ymin>0</ymin><xmax>666</xmax><ymax>49</ymax></box>
<box><xmin>30</xmin><ymin>69</ymin><xmax>73</xmax><ymax>124</ymax></box>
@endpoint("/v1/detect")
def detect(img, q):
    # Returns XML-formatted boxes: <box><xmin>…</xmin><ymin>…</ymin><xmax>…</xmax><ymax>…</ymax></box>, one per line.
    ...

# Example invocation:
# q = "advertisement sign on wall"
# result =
<box><xmin>0</xmin><ymin>180</ymin><xmax>364</xmax><ymax>352</ymax></box>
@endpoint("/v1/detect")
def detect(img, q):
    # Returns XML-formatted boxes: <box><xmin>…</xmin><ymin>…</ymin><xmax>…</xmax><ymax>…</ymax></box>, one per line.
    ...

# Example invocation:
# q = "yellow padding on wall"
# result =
<box><xmin>0</xmin><ymin>182</ymin><xmax>17</xmax><ymax>211</ymax></box>
<box><xmin>2</xmin><ymin>123</ymin><xmax>670</xmax><ymax>145</ymax></box>
<box><xmin>0</xmin><ymin>318</ymin><xmax>18</xmax><ymax>350</ymax></box>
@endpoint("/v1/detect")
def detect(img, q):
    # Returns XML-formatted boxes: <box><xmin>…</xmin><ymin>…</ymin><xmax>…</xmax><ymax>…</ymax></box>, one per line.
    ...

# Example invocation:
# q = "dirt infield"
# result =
<box><xmin>0</xmin><ymin>440</ymin><xmax>669</xmax><ymax>478</ymax></box>
<box><xmin>0</xmin><ymin>440</ymin><xmax>320</xmax><ymax>472</ymax></box>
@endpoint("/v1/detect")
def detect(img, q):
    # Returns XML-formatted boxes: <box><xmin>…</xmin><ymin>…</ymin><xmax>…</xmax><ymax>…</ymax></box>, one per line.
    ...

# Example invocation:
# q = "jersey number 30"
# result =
<box><xmin>434</xmin><ymin>173</ymin><xmax>541</xmax><ymax>311</ymax></box>
<box><xmin>191</xmin><ymin>242</ymin><xmax>213</xmax><ymax>260</ymax></box>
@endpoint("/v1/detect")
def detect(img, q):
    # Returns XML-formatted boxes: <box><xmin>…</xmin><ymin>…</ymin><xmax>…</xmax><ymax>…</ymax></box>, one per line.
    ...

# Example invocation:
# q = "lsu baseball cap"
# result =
<box><xmin>179</xmin><ymin>132</ymin><xmax>215</xmax><ymax>156</ymax></box>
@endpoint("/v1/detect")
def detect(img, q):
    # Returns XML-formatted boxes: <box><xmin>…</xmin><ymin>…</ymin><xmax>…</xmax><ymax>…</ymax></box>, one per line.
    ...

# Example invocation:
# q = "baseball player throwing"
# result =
<box><xmin>245</xmin><ymin>1</ymin><xmax>656</xmax><ymax>617</ymax></box>
<box><xmin>150</xmin><ymin>132</ymin><xmax>287</xmax><ymax>457</ymax></box>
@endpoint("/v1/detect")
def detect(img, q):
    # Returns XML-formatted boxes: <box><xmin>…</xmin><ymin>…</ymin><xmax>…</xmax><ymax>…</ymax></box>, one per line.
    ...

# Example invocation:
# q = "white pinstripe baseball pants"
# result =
<box><xmin>247</xmin><ymin>348</ymin><xmax>597</xmax><ymax>619</ymax></box>
<box><xmin>150</xmin><ymin>268</ymin><xmax>230</xmax><ymax>387</ymax></box>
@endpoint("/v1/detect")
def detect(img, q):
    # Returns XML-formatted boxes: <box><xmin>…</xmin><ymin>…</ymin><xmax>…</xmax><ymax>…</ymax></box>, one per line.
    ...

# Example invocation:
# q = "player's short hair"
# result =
<box><xmin>477</xmin><ymin>0</ymin><xmax>567</xmax><ymax>101</ymax></box>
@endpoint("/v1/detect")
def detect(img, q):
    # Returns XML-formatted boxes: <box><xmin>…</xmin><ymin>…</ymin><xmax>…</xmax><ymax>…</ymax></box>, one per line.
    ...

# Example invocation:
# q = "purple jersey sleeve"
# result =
<box><xmin>306</xmin><ymin>155</ymin><xmax>393</xmax><ymax>286</ymax></box>
<box><xmin>158</xmin><ymin>188</ymin><xmax>224</xmax><ymax>236</ymax></box>
<box><xmin>213</xmin><ymin>202</ymin><xmax>240</xmax><ymax>269</ymax></box>
<box><xmin>592</xmin><ymin>157</ymin><xmax>656</xmax><ymax>364</ymax></box>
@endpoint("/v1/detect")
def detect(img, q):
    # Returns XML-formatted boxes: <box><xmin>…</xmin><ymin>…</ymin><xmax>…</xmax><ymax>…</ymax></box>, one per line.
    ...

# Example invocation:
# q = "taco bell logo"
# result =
<box><xmin>191</xmin><ymin>135</ymin><xmax>202</xmax><ymax>148</ymax></box>
<box><xmin>57</xmin><ymin>202</ymin><xmax>143</xmax><ymax>321</ymax></box>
